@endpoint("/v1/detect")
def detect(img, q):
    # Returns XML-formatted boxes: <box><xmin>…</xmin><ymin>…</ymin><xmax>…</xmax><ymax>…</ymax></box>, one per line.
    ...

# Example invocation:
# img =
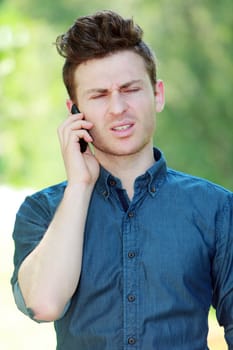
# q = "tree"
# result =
<box><xmin>1</xmin><ymin>0</ymin><xmax>232</xmax><ymax>189</ymax></box>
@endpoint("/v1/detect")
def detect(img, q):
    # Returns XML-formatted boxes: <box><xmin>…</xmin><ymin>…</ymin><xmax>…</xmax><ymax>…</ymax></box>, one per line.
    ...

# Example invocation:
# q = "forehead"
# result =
<box><xmin>74</xmin><ymin>50</ymin><xmax>148</xmax><ymax>92</ymax></box>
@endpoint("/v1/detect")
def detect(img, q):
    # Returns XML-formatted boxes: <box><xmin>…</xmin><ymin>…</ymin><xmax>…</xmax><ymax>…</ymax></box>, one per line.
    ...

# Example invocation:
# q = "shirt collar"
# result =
<box><xmin>146</xmin><ymin>148</ymin><xmax>167</xmax><ymax>196</ymax></box>
<box><xmin>95</xmin><ymin>147</ymin><xmax>167</xmax><ymax>198</ymax></box>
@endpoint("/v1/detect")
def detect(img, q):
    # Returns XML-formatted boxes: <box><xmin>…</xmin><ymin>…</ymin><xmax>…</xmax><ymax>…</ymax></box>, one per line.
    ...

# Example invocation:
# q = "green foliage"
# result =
<box><xmin>0</xmin><ymin>0</ymin><xmax>232</xmax><ymax>189</ymax></box>
<box><xmin>152</xmin><ymin>0</ymin><xmax>233</xmax><ymax>189</ymax></box>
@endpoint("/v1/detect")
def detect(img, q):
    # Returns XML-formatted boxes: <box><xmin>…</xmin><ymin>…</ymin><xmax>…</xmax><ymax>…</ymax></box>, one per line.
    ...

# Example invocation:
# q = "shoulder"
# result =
<box><xmin>18</xmin><ymin>181</ymin><xmax>67</xmax><ymax>218</ymax></box>
<box><xmin>166</xmin><ymin>167</ymin><xmax>232</xmax><ymax>206</ymax></box>
<box><xmin>30</xmin><ymin>181</ymin><xmax>67</xmax><ymax>200</ymax></box>
<box><xmin>167</xmin><ymin>167</ymin><xmax>231</xmax><ymax>192</ymax></box>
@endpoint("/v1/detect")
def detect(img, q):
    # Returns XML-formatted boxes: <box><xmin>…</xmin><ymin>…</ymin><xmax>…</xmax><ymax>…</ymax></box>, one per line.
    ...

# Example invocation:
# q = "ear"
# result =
<box><xmin>66</xmin><ymin>99</ymin><xmax>74</xmax><ymax>112</ymax></box>
<box><xmin>155</xmin><ymin>80</ymin><xmax>165</xmax><ymax>113</ymax></box>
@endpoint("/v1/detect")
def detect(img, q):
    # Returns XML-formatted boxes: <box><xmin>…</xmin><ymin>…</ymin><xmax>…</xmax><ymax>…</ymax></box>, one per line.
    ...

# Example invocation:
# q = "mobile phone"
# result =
<box><xmin>71</xmin><ymin>104</ymin><xmax>88</xmax><ymax>153</ymax></box>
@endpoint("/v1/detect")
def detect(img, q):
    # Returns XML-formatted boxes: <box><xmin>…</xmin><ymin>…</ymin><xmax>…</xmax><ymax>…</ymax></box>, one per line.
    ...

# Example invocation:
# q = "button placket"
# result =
<box><xmin>122</xmin><ymin>208</ymin><xmax>139</xmax><ymax>349</ymax></box>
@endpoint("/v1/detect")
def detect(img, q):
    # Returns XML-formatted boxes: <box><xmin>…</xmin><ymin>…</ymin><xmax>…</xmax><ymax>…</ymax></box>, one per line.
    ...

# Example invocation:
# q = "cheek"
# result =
<box><xmin>143</xmin><ymin>104</ymin><xmax>156</xmax><ymax>134</ymax></box>
<box><xmin>87</xmin><ymin>118</ymin><xmax>103</xmax><ymax>141</ymax></box>
<box><xmin>145</xmin><ymin>118</ymin><xmax>156</xmax><ymax>137</ymax></box>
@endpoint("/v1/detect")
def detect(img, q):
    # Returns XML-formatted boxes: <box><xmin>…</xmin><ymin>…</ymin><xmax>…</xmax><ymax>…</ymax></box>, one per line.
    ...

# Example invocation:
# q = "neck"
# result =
<box><xmin>95</xmin><ymin>145</ymin><xmax>155</xmax><ymax>200</ymax></box>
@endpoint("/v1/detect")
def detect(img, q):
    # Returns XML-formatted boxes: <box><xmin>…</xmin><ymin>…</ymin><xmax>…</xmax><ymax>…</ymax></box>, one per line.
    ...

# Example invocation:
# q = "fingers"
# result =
<box><xmin>58</xmin><ymin>114</ymin><xmax>93</xmax><ymax>150</ymax></box>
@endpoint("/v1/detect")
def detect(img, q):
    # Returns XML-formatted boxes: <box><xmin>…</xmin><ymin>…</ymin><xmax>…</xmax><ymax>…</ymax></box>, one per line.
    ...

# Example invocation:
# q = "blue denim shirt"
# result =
<box><xmin>11</xmin><ymin>149</ymin><xmax>233</xmax><ymax>350</ymax></box>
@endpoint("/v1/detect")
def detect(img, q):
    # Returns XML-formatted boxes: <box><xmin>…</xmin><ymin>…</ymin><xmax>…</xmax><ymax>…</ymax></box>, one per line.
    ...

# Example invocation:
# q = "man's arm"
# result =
<box><xmin>212</xmin><ymin>193</ymin><xmax>233</xmax><ymax>347</ymax></box>
<box><xmin>17</xmin><ymin>111</ymin><xmax>99</xmax><ymax>322</ymax></box>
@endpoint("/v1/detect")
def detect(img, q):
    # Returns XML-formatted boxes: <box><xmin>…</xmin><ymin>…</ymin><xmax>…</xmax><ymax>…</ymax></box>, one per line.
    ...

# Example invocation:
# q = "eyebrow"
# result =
<box><xmin>85</xmin><ymin>79</ymin><xmax>143</xmax><ymax>96</ymax></box>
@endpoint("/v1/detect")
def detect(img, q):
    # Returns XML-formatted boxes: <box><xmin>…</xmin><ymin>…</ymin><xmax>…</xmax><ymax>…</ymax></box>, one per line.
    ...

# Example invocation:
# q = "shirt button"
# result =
<box><xmin>151</xmin><ymin>186</ymin><xmax>156</xmax><ymax>193</ymax></box>
<box><xmin>109</xmin><ymin>180</ymin><xmax>116</xmax><ymax>186</ymax></box>
<box><xmin>127</xmin><ymin>294</ymin><xmax>136</xmax><ymax>302</ymax></box>
<box><xmin>128</xmin><ymin>251</ymin><xmax>136</xmax><ymax>258</ymax></box>
<box><xmin>128</xmin><ymin>337</ymin><xmax>136</xmax><ymax>345</ymax></box>
<box><xmin>128</xmin><ymin>211</ymin><xmax>134</xmax><ymax>218</ymax></box>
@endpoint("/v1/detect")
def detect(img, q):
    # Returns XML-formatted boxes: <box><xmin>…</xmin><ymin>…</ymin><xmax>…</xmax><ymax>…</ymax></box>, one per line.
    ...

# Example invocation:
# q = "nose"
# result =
<box><xmin>108</xmin><ymin>91</ymin><xmax>127</xmax><ymax>116</ymax></box>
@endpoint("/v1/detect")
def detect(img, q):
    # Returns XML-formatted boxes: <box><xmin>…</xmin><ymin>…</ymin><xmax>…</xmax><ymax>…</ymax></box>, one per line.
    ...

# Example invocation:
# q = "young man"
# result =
<box><xmin>11</xmin><ymin>10</ymin><xmax>233</xmax><ymax>350</ymax></box>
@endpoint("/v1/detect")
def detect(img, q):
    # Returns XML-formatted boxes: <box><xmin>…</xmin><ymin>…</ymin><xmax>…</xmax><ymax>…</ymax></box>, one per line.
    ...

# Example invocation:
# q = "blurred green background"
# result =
<box><xmin>0</xmin><ymin>0</ymin><xmax>232</xmax><ymax>190</ymax></box>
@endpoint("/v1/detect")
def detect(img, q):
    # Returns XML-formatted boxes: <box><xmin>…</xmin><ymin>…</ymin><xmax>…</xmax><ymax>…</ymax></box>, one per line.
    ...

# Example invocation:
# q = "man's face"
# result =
<box><xmin>73</xmin><ymin>50</ymin><xmax>164</xmax><ymax>157</ymax></box>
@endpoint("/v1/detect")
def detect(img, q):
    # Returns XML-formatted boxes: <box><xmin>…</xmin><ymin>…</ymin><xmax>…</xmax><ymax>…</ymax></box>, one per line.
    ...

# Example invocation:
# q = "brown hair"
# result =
<box><xmin>55</xmin><ymin>10</ymin><xmax>157</xmax><ymax>101</ymax></box>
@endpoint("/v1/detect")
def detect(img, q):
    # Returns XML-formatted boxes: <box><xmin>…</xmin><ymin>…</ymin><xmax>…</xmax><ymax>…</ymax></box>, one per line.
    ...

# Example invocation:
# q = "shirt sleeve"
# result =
<box><xmin>212</xmin><ymin>193</ymin><xmax>233</xmax><ymax>346</ymax></box>
<box><xmin>11</xmin><ymin>193</ymin><xmax>52</xmax><ymax>288</ymax></box>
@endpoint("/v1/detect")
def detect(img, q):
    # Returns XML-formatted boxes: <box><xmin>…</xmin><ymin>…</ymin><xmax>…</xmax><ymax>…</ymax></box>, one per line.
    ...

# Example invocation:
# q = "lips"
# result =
<box><xmin>112</xmin><ymin>124</ymin><xmax>132</xmax><ymax>131</ymax></box>
<box><xmin>110</xmin><ymin>121</ymin><xmax>135</xmax><ymax>137</ymax></box>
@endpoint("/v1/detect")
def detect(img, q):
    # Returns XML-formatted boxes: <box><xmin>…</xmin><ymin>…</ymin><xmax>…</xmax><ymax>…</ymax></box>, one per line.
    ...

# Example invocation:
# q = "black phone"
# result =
<box><xmin>71</xmin><ymin>104</ymin><xmax>88</xmax><ymax>153</ymax></box>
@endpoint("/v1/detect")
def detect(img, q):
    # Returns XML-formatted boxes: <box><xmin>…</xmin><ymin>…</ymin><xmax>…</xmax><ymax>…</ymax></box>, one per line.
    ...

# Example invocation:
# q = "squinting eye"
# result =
<box><xmin>91</xmin><ymin>94</ymin><xmax>107</xmax><ymax>99</ymax></box>
<box><xmin>123</xmin><ymin>87</ymin><xmax>140</xmax><ymax>93</ymax></box>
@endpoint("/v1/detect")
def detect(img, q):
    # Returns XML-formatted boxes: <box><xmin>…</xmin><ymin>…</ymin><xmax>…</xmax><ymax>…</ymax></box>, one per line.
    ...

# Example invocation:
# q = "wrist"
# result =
<box><xmin>65</xmin><ymin>181</ymin><xmax>95</xmax><ymax>196</ymax></box>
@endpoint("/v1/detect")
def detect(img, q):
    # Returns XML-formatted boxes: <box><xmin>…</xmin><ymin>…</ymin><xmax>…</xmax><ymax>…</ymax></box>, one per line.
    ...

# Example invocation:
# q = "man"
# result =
<box><xmin>11</xmin><ymin>10</ymin><xmax>233</xmax><ymax>350</ymax></box>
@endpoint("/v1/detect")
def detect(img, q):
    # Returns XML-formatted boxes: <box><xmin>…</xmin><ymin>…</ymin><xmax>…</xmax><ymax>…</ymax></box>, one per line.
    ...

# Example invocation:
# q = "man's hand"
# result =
<box><xmin>58</xmin><ymin>111</ymin><xmax>100</xmax><ymax>186</ymax></box>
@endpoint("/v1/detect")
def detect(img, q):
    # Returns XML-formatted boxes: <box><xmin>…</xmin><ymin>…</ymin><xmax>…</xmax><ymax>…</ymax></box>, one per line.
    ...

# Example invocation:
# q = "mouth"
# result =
<box><xmin>110</xmin><ymin>122</ymin><xmax>135</xmax><ymax>138</ymax></box>
<box><xmin>112</xmin><ymin>124</ymin><xmax>132</xmax><ymax>131</ymax></box>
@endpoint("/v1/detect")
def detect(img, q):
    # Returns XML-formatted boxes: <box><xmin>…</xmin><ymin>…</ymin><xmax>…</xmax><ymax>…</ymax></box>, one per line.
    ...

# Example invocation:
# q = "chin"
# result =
<box><xmin>95</xmin><ymin>142</ymin><xmax>149</xmax><ymax>157</ymax></box>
